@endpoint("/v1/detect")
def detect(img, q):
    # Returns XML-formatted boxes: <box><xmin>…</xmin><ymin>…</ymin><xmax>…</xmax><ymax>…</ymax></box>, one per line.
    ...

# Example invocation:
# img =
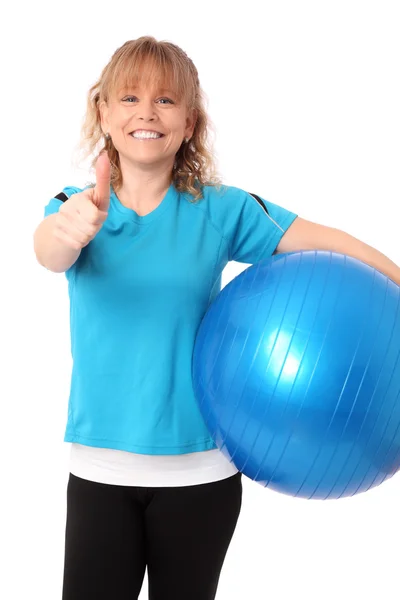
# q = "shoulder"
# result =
<box><xmin>187</xmin><ymin>183</ymin><xmax>266</xmax><ymax>215</ymax></box>
<box><xmin>46</xmin><ymin>185</ymin><xmax>87</xmax><ymax>204</ymax></box>
<box><xmin>203</xmin><ymin>185</ymin><xmax>277</xmax><ymax>232</ymax></box>
<box><xmin>54</xmin><ymin>185</ymin><xmax>92</xmax><ymax>202</ymax></box>
<box><xmin>44</xmin><ymin>185</ymin><xmax>92</xmax><ymax>218</ymax></box>
<box><xmin>179</xmin><ymin>183</ymin><xmax>276</xmax><ymax>244</ymax></box>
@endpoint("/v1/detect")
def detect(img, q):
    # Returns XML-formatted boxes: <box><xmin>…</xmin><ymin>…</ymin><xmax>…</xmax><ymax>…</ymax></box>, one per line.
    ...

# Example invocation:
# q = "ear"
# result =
<box><xmin>185</xmin><ymin>108</ymin><xmax>198</xmax><ymax>138</ymax></box>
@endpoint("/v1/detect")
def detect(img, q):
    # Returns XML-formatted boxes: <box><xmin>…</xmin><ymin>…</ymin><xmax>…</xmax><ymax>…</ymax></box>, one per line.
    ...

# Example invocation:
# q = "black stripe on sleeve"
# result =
<box><xmin>54</xmin><ymin>192</ymin><xmax>68</xmax><ymax>202</ymax></box>
<box><xmin>248</xmin><ymin>192</ymin><xmax>269</xmax><ymax>215</ymax></box>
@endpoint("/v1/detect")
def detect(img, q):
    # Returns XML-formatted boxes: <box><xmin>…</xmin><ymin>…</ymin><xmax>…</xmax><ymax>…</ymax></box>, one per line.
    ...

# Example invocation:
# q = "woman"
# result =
<box><xmin>33</xmin><ymin>36</ymin><xmax>400</xmax><ymax>600</ymax></box>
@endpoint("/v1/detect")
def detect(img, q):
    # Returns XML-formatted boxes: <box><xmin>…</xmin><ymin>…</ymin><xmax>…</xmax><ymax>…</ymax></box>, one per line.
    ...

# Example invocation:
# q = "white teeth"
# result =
<box><xmin>131</xmin><ymin>132</ymin><xmax>162</xmax><ymax>139</ymax></box>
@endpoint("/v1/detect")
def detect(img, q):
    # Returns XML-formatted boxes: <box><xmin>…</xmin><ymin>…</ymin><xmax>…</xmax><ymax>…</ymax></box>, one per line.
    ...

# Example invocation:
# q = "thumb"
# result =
<box><xmin>92</xmin><ymin>152</ymin><xmax>111</xmax><ymax>211</ymax></box>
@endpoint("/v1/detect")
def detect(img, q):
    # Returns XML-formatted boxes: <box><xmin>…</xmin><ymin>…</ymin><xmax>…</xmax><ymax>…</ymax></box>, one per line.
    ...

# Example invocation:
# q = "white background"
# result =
<box><xmin>2</xmin><ymin>0</ymin><xmax>399</xmax><ymax>598</ymax></box>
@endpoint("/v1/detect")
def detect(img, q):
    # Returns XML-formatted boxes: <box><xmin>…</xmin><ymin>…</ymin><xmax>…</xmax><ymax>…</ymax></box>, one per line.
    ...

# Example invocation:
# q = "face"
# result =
<box><xmin>99</xmin><ymin>83</ymin><xmax>197</xmax><ymax>170</ymax></box>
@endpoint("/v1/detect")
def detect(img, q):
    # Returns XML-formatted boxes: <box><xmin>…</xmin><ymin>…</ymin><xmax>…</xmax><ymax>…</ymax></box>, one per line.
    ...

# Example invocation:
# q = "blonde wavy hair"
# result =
<box><xmin>72</xmin><ymin>36</ymin><xmax>222</xmax><ymax>202</ymax></box>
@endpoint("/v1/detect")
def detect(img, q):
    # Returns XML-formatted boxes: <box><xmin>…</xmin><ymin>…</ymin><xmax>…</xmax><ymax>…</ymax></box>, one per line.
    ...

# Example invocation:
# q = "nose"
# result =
<box><xmin>137</xmin><ymin>97</ymin><xmax>156</xmax><ymax>121</ymax></box>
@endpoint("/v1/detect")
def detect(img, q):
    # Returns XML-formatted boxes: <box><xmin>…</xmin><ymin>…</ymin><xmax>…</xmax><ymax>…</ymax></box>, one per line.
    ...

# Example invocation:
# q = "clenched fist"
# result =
<box><xmin>53</xmin><ymin>152</ymin><xmax>111</xmax><ymax>250</ymax></box>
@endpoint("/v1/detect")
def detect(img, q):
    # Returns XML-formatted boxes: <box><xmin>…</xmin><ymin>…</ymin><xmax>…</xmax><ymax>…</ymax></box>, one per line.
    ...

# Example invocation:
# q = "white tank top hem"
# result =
<box><xmin>69</xmin><ymin>443</ymin><xmax>239</xmax><ymax>487</ymax></box>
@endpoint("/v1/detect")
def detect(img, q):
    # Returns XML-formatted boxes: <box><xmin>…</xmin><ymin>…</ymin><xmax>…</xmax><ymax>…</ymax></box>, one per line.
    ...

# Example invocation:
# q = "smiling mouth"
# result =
<box><xmin>129</xmin><ymin>132</ymin><xmax>165</xmax><ymax>140</ymax></box>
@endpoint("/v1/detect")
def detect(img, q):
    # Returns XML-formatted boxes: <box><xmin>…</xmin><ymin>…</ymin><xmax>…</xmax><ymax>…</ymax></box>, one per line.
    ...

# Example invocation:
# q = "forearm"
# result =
<box><xmin>33</xmin><ymin>214</ymin><xmax>81</xmax><ymax>273</ymax></box>
<box><xmin>318</xmin><ymin>226</ymin><xmax>400</xmax><ymax>286</ymax></box>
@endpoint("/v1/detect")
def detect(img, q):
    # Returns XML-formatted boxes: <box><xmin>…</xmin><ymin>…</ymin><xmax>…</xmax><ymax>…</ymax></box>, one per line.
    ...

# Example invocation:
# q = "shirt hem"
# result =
<box><xmin>64</xmin><ymin>432</ymin><xmax>218</xmax><ymax>455</ymax></box>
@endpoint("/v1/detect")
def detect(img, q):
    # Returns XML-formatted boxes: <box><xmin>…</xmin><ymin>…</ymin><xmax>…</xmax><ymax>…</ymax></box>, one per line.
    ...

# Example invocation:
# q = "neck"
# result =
<box><xmin>116</xmin><ymin>155</ymin><xmax>174</xmax><ymax>212</ymax></box>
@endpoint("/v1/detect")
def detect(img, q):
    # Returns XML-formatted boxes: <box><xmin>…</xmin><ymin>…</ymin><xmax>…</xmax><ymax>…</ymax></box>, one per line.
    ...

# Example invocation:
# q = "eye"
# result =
<box><xmin>122</xmin><ymin>96</ymin><xmax>174</xmax><ymax>104</ymax></box>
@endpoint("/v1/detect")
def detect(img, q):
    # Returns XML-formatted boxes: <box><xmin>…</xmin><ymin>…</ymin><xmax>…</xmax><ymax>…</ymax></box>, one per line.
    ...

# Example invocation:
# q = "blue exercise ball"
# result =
<box><xmin>193</xmin><ymin>251</ymin><xmax>400</xmax><ymax>499</ymax></box>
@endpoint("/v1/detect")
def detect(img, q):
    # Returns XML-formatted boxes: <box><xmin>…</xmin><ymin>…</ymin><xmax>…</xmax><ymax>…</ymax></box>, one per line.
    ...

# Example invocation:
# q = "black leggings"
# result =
<box><xmin>62</xmin><ymin>471</ymin><xmax>243</xmax><ymax>600</ymax></box>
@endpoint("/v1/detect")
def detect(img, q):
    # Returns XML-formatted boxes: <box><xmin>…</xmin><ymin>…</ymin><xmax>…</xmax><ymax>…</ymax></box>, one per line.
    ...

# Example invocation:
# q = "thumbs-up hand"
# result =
<box><xmin>54</xmin><ymin>152</ymin><xmax>111</xmax><ymax>250</ymax></box>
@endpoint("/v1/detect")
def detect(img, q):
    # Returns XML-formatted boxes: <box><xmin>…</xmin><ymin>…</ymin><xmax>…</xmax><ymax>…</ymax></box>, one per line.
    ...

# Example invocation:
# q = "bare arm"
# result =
<box><xmin>276</xmin><ymin>217</ymin><xmax>400</xmax><ymax>285</ymax></box>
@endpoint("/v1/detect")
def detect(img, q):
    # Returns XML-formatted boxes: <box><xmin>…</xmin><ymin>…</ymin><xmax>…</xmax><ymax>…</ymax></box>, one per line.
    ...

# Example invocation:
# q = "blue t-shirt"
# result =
<box><xmin>44</xmin><ymin>183</ymin><xmax>298</xmax><ymax>455</ymax></box>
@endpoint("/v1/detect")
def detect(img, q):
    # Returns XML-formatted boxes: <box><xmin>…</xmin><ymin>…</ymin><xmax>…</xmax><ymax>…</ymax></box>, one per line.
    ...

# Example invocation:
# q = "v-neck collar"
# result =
<box><xmin>110</xmin><ymin>183</ymin><xmax>178</xmax><ymax>224</ymax></box>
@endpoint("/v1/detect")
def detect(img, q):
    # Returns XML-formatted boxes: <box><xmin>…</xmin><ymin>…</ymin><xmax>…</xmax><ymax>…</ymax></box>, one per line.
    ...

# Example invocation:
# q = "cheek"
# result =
<box><xmin>167</xmin><ymin>120</ymin><xmax>183</xmax><ymax>132</ymax></box>
<box><xmin>167</xmin><ymin>111</ymin><xmax>187</xmax><ymax>132</ymax></box>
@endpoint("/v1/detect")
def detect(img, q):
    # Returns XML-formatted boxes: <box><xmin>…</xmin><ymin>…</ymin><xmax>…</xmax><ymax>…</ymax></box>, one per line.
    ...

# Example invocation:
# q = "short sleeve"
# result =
<box><xmin>223</xmin><ymin>187</ymin><xmax>298</xmax><ymax>263</ymax></box>
<box><xmin>44</xmin><ymin>186</ymin><xmax>84</xmax><ymax>218</ymax></box>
